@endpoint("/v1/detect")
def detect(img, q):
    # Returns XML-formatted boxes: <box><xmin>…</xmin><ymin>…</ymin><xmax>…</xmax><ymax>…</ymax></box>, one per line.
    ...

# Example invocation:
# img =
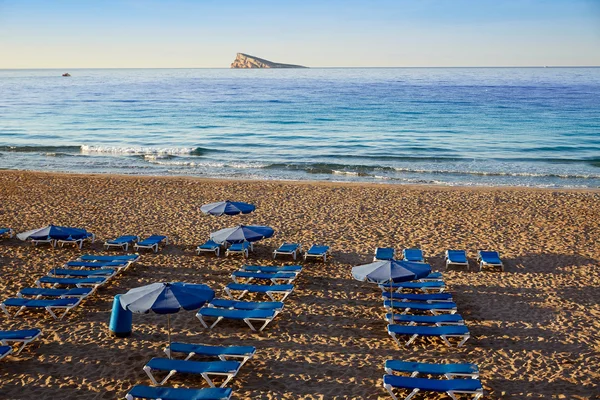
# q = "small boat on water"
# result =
<box><xmin>62</xmin><ymin>73</ymin><xmax>71</xmax><ymax>77</ymax></box>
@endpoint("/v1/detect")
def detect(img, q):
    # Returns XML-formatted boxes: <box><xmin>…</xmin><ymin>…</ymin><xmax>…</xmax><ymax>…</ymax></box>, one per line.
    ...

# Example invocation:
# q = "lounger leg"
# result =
<box><xmin>13</xmin><ymin>306</ymin><xmax>28</xmax><ymax>318</ymax></box>
<box><xmin>209</xmin><ymin>317</ymin><xmax>224</xmax><ymax>330</ymax></box>
<box><xmin>441</xmin><ymin>335</ymin><xmax>453</xmax><ymax>347</ymax></box>
<box><xmin>236</xmin><ymin>290</ymin><xmax>248</xmax><ymax>300</ymax></box>
<box><xmin>383</xmin><ymin>383</ymin><xmax>399</xmax><ymax>400</ymax></box>
<box><xmin>243</xmin><ymin>318</ymin><xmax>257</xmax><ymax>331</ymax></box>
<box><xmin>216</xmin><ymin>248</ymin><xmax>219</xmax><ymax>257</ymax></box>
<box><xmin>293</xmin><ymin>251</ymin><xmax>296</xmax><ymax>260</ymax></box>
<box><xmin>0</xmin><ymin>304</ymin><xmax>12</xmax><ymax>318</ymax></box>
<box><xmin>143</xmin><ymin>366</ymin><xmax>176</xmax><ymax>385</ymax></box>
<box><xmin>202</xmin><ymin>373</ymin><xmax>217</xmax><ymax>388</ymax></box>
<box><xmin>405</xmin><ymin>388</ymin><xmax>421</xmax><ymax>400</ymax></box>
<box><xmin>388</xmin><ymin>332</ymin><xmax>404</xmax><ymax>348</ymax></box>
<box><xmin>196</xmin><ymin>313</ymin><xmax>209</xmax><ymax>328</ymax></box>
<box><xmin>457</xmin><ymin>334</ymin><xmax>470</xmax><ymax>347</ymax></box>
<box><xmin>405</xmin><ymin>334</ymin><xmax>419</xmax><ymax>346</ymax></box>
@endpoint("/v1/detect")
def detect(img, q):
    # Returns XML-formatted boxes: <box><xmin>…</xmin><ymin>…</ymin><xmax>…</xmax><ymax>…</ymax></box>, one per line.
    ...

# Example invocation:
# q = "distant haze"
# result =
<box><xmin>1</xmin><ymin>0</ymin><xmax>599</xmax><ymax>68</ymax></box>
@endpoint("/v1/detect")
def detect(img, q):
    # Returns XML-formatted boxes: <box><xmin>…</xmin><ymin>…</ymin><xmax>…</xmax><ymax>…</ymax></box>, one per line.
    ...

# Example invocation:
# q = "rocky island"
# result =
<box><xmin>230</xmin><ymin>53</ymin><xmax>307</xmax><ymax>68</ymax></box>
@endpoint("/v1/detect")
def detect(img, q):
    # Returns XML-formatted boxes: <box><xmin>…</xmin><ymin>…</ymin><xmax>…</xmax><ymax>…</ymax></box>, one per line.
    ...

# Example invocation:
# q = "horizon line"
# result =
<box><xmin>1</xmin><ymin>66</ymin><xmax>599</xmax><ymax>70</ymax></box>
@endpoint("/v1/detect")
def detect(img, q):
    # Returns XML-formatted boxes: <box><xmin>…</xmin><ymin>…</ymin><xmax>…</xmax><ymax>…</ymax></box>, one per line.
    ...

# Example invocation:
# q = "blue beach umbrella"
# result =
<box><xmin>352</xmin><ymin>260</ymin><xmax>431</xmax><ymax>324</ymax></box>
<box><xmin>120</xmin><ymin>282</ymin><xmax>214</xmax><ymax>356</ymax></box>
<box><xmin>210</xmin><ymin>225</ymin><xmax>274</xmax><ymax>245</ymax></box>
<box><xmin>17</xmin><ymin>224</ymin><xmax>91</xmax><ymax>241</ymax></box>
<box><xmin>201</xmin><ymin>200</ymin><xmax>256</xmax><ymax>216</ymax></box>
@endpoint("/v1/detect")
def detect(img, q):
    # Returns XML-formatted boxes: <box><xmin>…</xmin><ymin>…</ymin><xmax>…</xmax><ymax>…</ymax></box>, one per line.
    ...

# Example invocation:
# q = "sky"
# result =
<box><xmin>0</xmin><ymin>0</ymin><xmax>599</xmax><ymax>68</ymax></box>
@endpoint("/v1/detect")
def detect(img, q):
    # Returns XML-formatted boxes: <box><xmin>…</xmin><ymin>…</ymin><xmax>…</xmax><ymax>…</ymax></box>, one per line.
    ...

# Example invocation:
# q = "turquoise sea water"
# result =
<box><xmin>1</xmin><ymin>68</ymin><xmax>599</xmax><ymax>188</ymax></box>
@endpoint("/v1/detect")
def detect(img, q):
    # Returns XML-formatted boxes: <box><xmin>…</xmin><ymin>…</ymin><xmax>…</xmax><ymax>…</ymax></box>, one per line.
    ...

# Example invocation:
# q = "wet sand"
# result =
<box><xmin>0</xmin><ymin>170</ymin><xmax>598</xmax><ymax>399</ymax></box>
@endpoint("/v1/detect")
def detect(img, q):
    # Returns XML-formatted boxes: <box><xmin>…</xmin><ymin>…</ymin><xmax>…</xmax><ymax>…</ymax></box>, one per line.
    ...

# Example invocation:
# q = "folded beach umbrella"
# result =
<box><xmin>201</xmin><ymin>200</ymin><xmax>256</xmax><ymax>216</ymax></box>
<box><xmin>120</xmin><ymin>282</ymin><xmax>214</xmax><ymax>357</ymax></box>
<box><xmin>352</xmin><ymin>260</ymin><xmax>431</xmax><ymax>324</ymax></box>
<box><xmin>17</xmin><ymin>224</ymin><xmax>90</xmax><ymax>241</ymax></box>
<box><xmin>210</xmin><ymin>225</ymin><xmax>274</xmax><ymax>244</ymax></box>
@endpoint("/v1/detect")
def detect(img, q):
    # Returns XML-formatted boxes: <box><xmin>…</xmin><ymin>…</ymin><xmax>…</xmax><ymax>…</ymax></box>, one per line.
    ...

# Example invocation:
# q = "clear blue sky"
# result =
<box><xmin>1</xmin><ymin>0</ymin><xmax>599</xmax><ymax>68</ymax></box>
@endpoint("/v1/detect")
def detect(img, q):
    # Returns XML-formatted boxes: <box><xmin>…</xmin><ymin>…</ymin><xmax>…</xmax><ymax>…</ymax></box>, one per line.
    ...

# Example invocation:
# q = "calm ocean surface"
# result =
<box><xmin>1</xmin><ymin>68</ymin><xmax>599</xmax><ymax>188</ymax></box>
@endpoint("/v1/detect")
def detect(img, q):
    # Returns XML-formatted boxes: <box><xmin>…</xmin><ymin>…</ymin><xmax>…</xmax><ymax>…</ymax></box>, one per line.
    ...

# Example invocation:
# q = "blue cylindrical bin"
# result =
<box><xmin>109</xmin><ymin>294</ymin><xmax>132</xmax><ymax>337</ymax></box>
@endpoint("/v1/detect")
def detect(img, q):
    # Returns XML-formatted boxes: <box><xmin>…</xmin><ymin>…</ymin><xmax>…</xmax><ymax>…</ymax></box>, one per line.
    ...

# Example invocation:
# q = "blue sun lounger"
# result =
<box><xmin>419</xmin><ymin>272</ymin><xmax>443</xmax><ymax>282</ymax></box>
<box><xmin>273</xmin><ymin>243</ymin><xmax>301</xmax><ymax>260</ymax></box>
<box><xmin>134</xmin><ymin>235</ymin><xmax>168</xmax><ymax>253</ymax></box>
<box><xmin>374</xmin><ymin>247</ymin><xmax>395</xmax><ymax>261</ymax></box>
<box><xmin>231</xmin><ymin>271</ymin><xmax>297</xmax><ymax>284</ymax></box>
<box><xmin>197</xmin><ymin>308</ymin><xmax>279</xmax><ymax>331</ymax></box>
<box><xmin>478</xmin><ymin>250</ymin><xmax>504</xmax><ymax>271</ymax></box>
<box><xmin>382</xmin><ymin>292</ymin><xmax>453</xmax><ymax>303</ymax></box>
<box><xmin>36</xmin><ymin>276</ymin><xmax>108</xmax><ymax>288</ymax></box>
<box><xmin>383</xmin><ymin>375</ymin><xmax>483</xmax><ymax>400</ymax></box>
<box><xmin>402</xmin><ymin>248</ymin><xmax>424</xmax><ymax>263</ymax></box>
<box><xmin>241</xmin><ymin>265</ymin><xmax>302</xmax><ymax>274</ymax></box>
<box><xmin>445</xmin><ymin>250</ymin><xmax>469</xmax><ymax>270</ymax></box>
<box><xmin>1</xmin><ymin>297</ymin><xmax>82</xmax><ymax>320</ymax></box>
<box><xmin>79</xmin><ymin>254</ymin><xmax>140</xmax><ymax>263</ymax></box>
<box><xmin>31</xmin><ymin>236</ymin><xmax>55</xmax><ymax>247</ymax></box>
<box><xmin>385</xmin><ymin>314</ymin><xmax>465</xmax><ymax>325</ymax></box>
<box><xmin>224</xmin><ymin>283</ymin><xmax>294</xmax><ymax>301</ymax></box>
<box><xmin>210</xmin><ymin>298</ymin><xmax>284</xmax><ymax>311</ymax></box>
<box><xmin>143</xmin><ymin>358</ymin><xmax>241</xmax><ymax>387</ymax></box>
<box><xmin>384</xmin><ymin>300</ymin><xmax>458</xmax><ymax>315</ymax></box>
<box><xmin>0</xmin><ymin>329</ymin><xmax>42</xmax><ymax>354</ymax></box>
<box><xmin>197</xmin><ymin>239</ymin><xmax>221</xmax><ymax>257</ymax></box>
<box><xmin>380</xmin><ymin>281</ymin><xmax>446</xmax><ymax>293</ymax></box>
<box><xmin>57</xmin><ymin>232</ymin><xmax>95</xmax><ymax>249</ymax></box>
<box><xmin>0</xmin><ymin>228</ymin><xmax>13</xmax><ymax>239</ymax></box>
<box><xmin>65</xmin><ymin>260</ymin><xmax>129</xmax><ymax>270</ymax></box>
<box><xmin>47</xmin><ymin>268</ymin><xmax>117</xmax><ymax>279</ymax></box>
<box><xmin>18</xmin><ymin>287</ymin><xmax>93</xmax><ymax>299</ymax></box>
<box><xmin>126</xmin><ymin>385</ymin><xmax>232</xmax><ymax>400</ymax></box>
<box><xmin>0</xmin><ymin>346</ymin><xmax>12</xmax><ymax>361</ymax></box>
<box><xmin>165</xmin><ymin>342</ymin><xmax>256</xmax><ymax>366</ymax></box>
<box><xmin>304</xmin><ymin>245</ymin><xmax>330</xmax><ymax>262</ymax></box>
<box><xmin>225</xmin><ymin>242</ymin><xmax>252</xmax><ymax>258</ymax></box>
<box><xmin>104</xmin><ymin>235</ymin><xmax>139</xmax><ymax>251</ymax></box>
<box><xmin>387</xmin><ymin>324</ymin><xmax>470</xmax><ymax>347</ymax></box>
<box><xmin>385</xmin><ymin>360</ymin><xmax>479</xmax><ymax>379</ymax></box>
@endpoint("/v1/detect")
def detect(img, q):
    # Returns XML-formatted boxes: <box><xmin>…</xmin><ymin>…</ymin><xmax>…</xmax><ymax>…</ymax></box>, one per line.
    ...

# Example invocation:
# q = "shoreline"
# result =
<box><xmin>3</xmin><ymin>169</ymin><xmax>600</xmax><ymax>194</ymax></box>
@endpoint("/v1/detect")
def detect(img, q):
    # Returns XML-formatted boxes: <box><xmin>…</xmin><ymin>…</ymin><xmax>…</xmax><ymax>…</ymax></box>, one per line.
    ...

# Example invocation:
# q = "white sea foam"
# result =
<box><xmin>81</xmin><ymin>145</ymin><xmax>196</xmax><ymax>155</ymax></box>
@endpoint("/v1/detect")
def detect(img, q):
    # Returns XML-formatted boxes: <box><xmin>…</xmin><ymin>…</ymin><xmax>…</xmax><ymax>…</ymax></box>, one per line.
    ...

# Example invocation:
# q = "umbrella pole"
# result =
<box><xmin>167</xmin><ymin>314</ymin><xmax>172</xmax><ymax>359</ymax></box>
<box><xmin>389</xmin><ymin>271</ymin><xmax>394</xmax><ymax>325</ymax></box>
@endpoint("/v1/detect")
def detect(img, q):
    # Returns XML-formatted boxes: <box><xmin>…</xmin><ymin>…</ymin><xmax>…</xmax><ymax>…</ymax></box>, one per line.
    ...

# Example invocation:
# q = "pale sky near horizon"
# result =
<box><xmin>1</xmin><ymin>0</ymin><xmax>599</xmax><ymax>68</ymax></box>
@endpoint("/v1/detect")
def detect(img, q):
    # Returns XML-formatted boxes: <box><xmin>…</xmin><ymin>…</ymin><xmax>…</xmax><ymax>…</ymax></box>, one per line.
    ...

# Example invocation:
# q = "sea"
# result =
<box><xmin>1</xmin><ymin>68</ymin><xmax>599</xmax><ymax>188</ymax></box>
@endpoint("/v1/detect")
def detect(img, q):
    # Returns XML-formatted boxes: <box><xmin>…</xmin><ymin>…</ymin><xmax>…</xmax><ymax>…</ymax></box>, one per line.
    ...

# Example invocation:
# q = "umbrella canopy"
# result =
<box><xmin>119</xmin><ymin>282</ymin><xmax>215</xmax><ymax>358</ymax></box>
<box><xmin>17</xmin><ymin>224</ymin><xmax>90</xmax><ymax>241</ymax></box>
<box><xmin>210</xmin><ymin>225</ymin><xmax>274</xmax><ymax>244</ymax></box>
<box><xmin>352</xmin><ymin>260</ymin><xmax>431</xmax><ymax>325</ymax></box>
<box><xmin>201</xmin><ymin>200</ymin><xmax>256</xmax><ymax>216</ymax></box>
<box><xmin>352</xmin><ymin>260</ymin><xmax>431</xmax><ymax>284</ymax></box>
<box><xmin>120</xmin><ymin>282</ymin><xmax>214</xmax><ymax>314</ymax></box>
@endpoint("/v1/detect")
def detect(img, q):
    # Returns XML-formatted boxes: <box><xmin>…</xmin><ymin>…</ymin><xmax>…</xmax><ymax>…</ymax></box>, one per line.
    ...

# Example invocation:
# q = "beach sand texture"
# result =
<box><xmin>0</xmin><ymin>171</ymin><xmax>598</xmax><ymax>399</ymax></box>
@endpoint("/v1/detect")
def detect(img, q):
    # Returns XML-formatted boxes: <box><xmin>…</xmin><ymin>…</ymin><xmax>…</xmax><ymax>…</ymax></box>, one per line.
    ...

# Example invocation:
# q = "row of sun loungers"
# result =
<box><xmin>125</xmin><ymin>342</ymin><xmax>256</xmax><ymax>399</ymax></box>
<box><xmin>376</xmin><ymin>268</ymin><xmax>483</xmax><ymax>399</ymax></box>
<box><xmin>381</xmin><ymin>272</ymin><xmax>472</xmax><ymax>347</ymax></box>
<box><xmin>196</xmin><ymin>264</ymin><xmax>300</xmax><ymax>332</ymax></box>
<box><xmin>374</xmin><ymin>247</ymin><xmax>504</xmax><ymax>271</ymax></box>
<box><xmin>29</xmin><ymin>232</ymin><xmax>96</xmax><ymax>249</ymax></box>
<box><xmin>196</xmin><ymin>239</ymin><xmax>331</xmax><ymax>261</ymax></box>
<box><xmin>104</xmin><ymin>235</ymin><xmax>168</xmax><ymax>253</ymax></box>
<box><xmin>1</xmin><ymin>254</ymin><xmax>140</xmax><ymax>320</ymax></box>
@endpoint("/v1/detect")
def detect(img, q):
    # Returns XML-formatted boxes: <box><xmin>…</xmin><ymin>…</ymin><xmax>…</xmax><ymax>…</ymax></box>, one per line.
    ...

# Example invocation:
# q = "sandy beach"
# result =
<box><xmin>0</xmin><ymin>170</ymin><xmax>598</xmax><ymax>399</ymax></box>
